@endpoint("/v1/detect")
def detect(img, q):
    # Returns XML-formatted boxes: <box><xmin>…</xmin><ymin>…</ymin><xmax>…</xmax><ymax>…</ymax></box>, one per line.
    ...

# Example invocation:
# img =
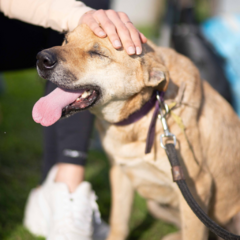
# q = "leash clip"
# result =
<box><xmin>156</xmin><ymin>92</ymin><xmax>176</xmax><ymax>149</ymax></box>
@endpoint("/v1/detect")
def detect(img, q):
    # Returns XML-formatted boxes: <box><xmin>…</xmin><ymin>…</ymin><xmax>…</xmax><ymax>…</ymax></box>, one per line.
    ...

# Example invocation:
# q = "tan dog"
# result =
<box><xmin>34</xmin><ymin>24</ymin><xmax>240</xmax><ymax>240</ymax></box>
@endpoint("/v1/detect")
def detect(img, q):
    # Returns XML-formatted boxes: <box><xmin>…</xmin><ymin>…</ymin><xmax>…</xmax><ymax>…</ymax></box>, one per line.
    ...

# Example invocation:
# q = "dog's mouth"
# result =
<box><xmin>32</xmin><ymin>85</ymin><xmax>101</xmax><ymax>127</ymax></box>
<box><xmin>62</xmin><ymin>87</ymin><xmax>100</xmax><ymax>117</ymax></box>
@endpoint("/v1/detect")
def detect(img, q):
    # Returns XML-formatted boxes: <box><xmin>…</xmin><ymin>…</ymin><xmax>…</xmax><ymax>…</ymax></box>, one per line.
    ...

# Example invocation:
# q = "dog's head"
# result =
<box><xmin>34</xmin><ymin>24</ymin><xmax>169</xmax><ymax>126</ymax></box>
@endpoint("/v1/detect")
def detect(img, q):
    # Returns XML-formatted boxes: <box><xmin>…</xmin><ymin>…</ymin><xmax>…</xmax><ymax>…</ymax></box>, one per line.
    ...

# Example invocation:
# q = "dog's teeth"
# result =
<box><xmin>76</xmin><ymin>98</ymin><xmax>80</xmax><ymax>101</ymax></box>
<box><xmin>82</xmin><ymin>90</ymin><xmax>91</xmax><ymax>99</ymax></box>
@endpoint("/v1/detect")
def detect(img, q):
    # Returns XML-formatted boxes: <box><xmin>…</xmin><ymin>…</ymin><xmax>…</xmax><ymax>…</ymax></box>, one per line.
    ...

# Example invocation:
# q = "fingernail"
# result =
<box><xmin>128</xmin><ymin>46</ymin><xmax>135</xmax><ymax>54</ymax></box>
<box><xmin>136</xmin><ymin>47</ymin><xmax>142</xmax><ymax>55</ymax></box>
<box><xmin>114</xmin><ymin>40</ymin><xmax>121</xmax><ymax>48</ymax></box>
<box><xmin>99</xmin><ymin>31</ymin><xmax>105</xmax><ymax>37</ymax></box>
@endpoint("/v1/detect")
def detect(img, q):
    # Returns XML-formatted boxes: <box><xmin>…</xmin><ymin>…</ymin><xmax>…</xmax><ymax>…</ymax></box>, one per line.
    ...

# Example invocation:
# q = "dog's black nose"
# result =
<box><xmin>37</xmin><ymin>50</ymin><xmax>57</xmax><ymax>70</ymax></box>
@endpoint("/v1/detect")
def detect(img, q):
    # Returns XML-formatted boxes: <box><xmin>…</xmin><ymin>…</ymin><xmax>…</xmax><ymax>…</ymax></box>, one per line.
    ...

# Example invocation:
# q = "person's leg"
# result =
<box><xmin>54</xmin><ymin>99</ymin><xmax>94</xmax><ymax>193</ymax></box>
<box><xmin>54</xmin><ymin>93</ymin><xmax>94</xmax><ymax>191</ymax></box>
<box><xmin>55</xmin><ymin>164</ymin><xmax>85</xmax><ymax>192</ymax></box>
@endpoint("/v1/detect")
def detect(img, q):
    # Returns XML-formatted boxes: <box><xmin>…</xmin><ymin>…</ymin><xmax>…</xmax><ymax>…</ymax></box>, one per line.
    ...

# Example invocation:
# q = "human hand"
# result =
<box><xmin>79</xmin><ymin>10</ymin><xmax>147</xmax><ymax>55</ymax></box>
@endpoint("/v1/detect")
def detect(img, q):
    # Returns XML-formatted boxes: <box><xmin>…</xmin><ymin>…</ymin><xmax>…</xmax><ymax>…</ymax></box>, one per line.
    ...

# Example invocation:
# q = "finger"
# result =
<box><xmin>105</xmin><ymin>10</ymin><xmax>136</xmax><ymax>55</ymax></box>
<box><xmin>118</xmin><ymin>12</ymin><xmax>142</xmax><ymax>54</ymax></box>
<box><xmin>88</xmin><ymin>19</ymin><xmax>107</xmax><ymax>37</ymax></box>
<box><xmin>94</xmin><ymin>10</ymin><xmax>122</xmax><ymax>49</ymax></box>
<box><xmin>81</xmin><ymin>11</ymin><xmax>106</xmax><ymax>37</ymax></box>
<box><xmin>125</xmin><ymin>22</ymin><xmax>143</xmax><ymax>55</ymax></box>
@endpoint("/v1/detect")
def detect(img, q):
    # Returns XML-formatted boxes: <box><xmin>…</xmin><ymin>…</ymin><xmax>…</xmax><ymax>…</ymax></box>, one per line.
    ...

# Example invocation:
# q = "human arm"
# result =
<box><xmin>0</xmin><ymin>0</ymin><xmax>92</xmax><ymax>32</ymax></box>
<box><xmin>0</xmin><ymin>0</ymin><xmax>147</xmax><ymax>55</ymax></box>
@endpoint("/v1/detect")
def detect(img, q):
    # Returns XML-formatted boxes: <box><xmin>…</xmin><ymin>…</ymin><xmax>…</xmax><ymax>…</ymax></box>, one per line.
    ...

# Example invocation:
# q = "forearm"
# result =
<box><xmin>0</xmin><ymin>0</ymin><xmax>92</xmax><ymax>32</ymax></box>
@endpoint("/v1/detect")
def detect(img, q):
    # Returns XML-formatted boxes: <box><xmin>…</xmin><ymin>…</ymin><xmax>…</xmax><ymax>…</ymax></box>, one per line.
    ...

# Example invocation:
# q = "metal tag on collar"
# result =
<box><xmin>156</xmin><ymin>91</ymin><xmax>176</xmax><ymax>149</ymax></box>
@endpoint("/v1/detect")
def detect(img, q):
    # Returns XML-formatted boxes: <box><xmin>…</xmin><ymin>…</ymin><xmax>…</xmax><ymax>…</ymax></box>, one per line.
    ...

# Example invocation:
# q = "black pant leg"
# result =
<box><xmin>42</xmin><ymin>118</ymin><xmax>58</xmax><ymax>182</ymax></box>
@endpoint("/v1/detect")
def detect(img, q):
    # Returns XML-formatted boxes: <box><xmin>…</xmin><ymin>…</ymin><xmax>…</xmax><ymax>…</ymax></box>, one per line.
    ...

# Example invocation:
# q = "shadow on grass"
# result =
<box><xmin>127</xmin><ymin>213</ymin><xmax>156</xmax><ymax>240</ymax></box>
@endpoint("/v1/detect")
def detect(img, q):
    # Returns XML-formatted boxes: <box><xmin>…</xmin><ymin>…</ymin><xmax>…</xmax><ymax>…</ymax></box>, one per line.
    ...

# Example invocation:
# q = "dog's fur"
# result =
<box><xmin>39</xmin><ymin>24</ymin><xmax>240</xmax><ymax>240</ymax></box>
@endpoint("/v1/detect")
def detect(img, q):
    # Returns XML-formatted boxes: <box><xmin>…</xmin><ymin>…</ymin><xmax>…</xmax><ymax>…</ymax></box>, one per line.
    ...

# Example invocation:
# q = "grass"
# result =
<box><xmin>0</xmin><ymin>69</ymin><xmax>176</xmax><ymax>240</ymax></box>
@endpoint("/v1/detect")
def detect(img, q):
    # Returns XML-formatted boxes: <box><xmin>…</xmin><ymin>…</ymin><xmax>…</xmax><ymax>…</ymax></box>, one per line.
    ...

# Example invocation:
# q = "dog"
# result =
<box><xmin>33</xmin><ymin>24</ymin><xmax>240</xmax><ymax>240</ymax></box>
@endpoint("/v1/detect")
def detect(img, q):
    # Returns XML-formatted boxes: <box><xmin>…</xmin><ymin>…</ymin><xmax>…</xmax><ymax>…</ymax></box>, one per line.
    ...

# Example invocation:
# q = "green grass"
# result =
<box><xmin>0</xmin><ymin>69</ymin><xmax>176</xmax><ymax>240</ymax></box>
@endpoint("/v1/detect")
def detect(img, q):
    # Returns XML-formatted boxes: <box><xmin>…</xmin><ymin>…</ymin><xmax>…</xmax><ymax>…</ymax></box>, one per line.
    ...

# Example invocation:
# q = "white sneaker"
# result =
<box><xmin>47</xmin><ymin>182</ymin><xmax>96</xmax><ymax>240</ymax></box>
<box><xmin>23</xmin><ymin>165</ymin><xmax>109</xmax><ymax>240</ymax></box>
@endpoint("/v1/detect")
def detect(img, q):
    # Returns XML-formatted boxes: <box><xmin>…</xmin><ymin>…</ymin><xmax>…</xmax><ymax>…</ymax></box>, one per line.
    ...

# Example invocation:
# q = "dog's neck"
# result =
<box><xmin>90</xmin><ymin>88</ymin><xmax>154</xmax><ymax>124</ymax></box>
<box><xmin>113</xmin><ymin>91</ymin><xmax>161</xmax><ymax>126</ymax></box>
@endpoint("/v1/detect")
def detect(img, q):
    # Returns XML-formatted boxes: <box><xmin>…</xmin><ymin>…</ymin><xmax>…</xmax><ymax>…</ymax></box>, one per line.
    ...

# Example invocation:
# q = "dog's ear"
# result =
<box><xmin>145</xmin><ymin>66</ymin><xmax>169</xmax><ymax>92</ymax></box>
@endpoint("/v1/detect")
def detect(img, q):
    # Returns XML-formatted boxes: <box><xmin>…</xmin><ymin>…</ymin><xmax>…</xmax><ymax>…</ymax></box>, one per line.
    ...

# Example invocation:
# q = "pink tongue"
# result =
<box><xmin>32</xmin><ymin>87</ymin><xmax>82</xmax><ymax>126</ymax></box>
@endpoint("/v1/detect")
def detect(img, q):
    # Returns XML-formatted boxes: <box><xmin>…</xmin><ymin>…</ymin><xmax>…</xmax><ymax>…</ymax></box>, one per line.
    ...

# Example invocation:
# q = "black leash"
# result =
<box><xmin>155</xmin><ymin>92</ymin><xmax>240</xmax><ymax>240</ymax></box>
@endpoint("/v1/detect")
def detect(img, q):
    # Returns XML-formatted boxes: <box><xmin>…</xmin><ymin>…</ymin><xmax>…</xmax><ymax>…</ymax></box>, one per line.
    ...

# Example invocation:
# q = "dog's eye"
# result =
<box><xmin>89</xmin><ymin>51</ymin><xmax>106</xmax><ymax>59</ymax></box>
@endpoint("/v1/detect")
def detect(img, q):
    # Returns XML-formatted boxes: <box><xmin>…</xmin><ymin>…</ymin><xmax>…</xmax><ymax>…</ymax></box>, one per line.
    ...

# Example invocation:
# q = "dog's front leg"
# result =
<box><xmin>179</xmin><ymin>171</ymin><xmax>213</xmax><ymax>240</ymax></box>
<box><xmin>107</xmin><ymin>165</ymin><xmax>134</xmax><ymax>240</ymax></box>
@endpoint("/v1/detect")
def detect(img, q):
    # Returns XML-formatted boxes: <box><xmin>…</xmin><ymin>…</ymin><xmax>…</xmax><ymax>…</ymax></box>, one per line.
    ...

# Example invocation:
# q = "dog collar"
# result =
<box><xmin>114</xmin><ymin>91</ymin><xmax>165</xmax><ymax>154</ymax></box>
